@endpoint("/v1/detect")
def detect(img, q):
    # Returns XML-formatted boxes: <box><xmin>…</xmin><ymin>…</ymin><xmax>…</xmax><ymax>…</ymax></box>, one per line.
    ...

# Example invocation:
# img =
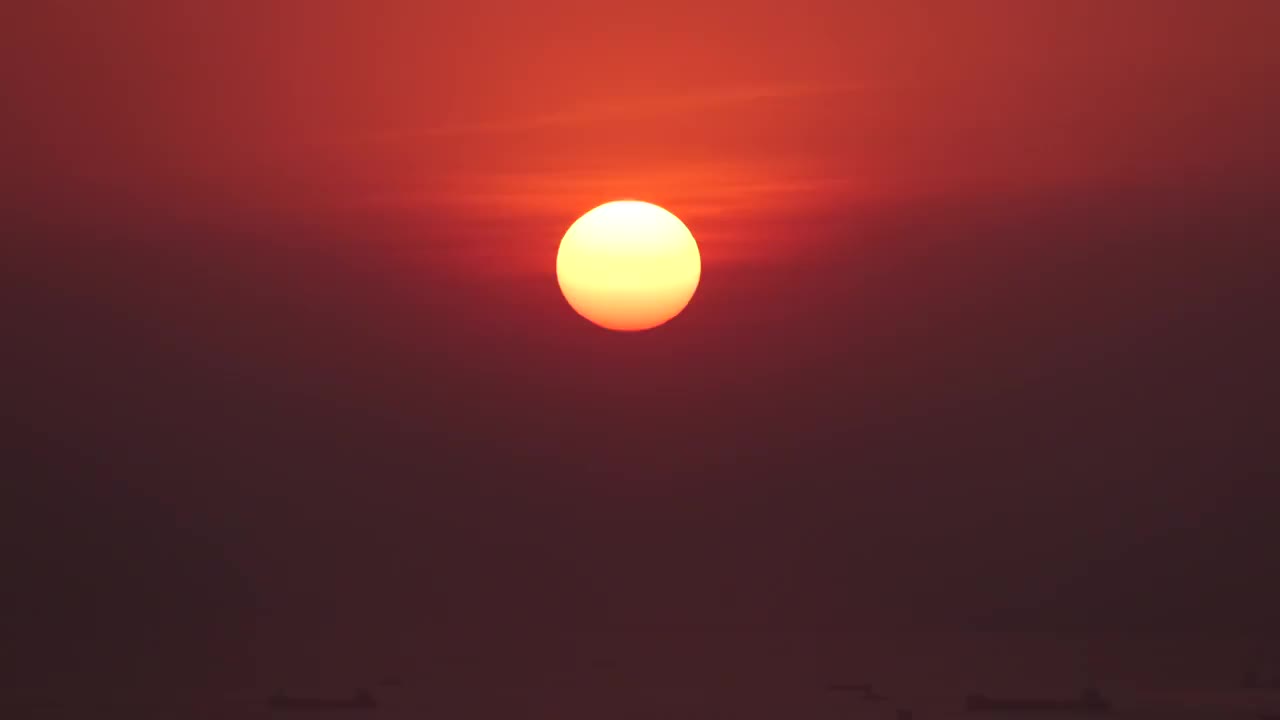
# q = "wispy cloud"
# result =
<box><xmin>356</xmin><ymin>81</ymin><xmax>871</xmax><ymax>143</ymax></box>
<box><xmin>352</xmin><ymin>161</ymin><xmax>860</xmax><ymax>216</ymax></box>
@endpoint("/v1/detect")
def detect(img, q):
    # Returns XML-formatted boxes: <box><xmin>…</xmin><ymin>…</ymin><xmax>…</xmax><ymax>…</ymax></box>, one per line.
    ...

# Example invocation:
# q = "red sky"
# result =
<box><xmin>8</xmin><ymin>2</ymin><xmax>1278</xmax><ymax>266</ymax></box>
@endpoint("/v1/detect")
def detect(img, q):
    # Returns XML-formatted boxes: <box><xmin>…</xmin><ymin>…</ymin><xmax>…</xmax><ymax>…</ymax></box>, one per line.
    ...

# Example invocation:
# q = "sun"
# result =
<box><xmin>556</xmin><ymin>201</ymin><xmax>701</xmax><ymax>331</ymax></box>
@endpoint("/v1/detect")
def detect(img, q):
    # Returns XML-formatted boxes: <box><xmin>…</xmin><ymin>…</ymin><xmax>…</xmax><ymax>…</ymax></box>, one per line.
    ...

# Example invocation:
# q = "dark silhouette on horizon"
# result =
<box><xmin>828</xmin><ymin>683</ymin><xmax>890</xmax><ymax>702</ymax></box>
<box><xmin>965</xmin><ymin>687</ymin><xmax>1111</xmax><ymax>714</ymax></box>
<box><xmin>266</xmin><ymin>688</ymin><xmax>378</xmax><ymax>711</ymax></box>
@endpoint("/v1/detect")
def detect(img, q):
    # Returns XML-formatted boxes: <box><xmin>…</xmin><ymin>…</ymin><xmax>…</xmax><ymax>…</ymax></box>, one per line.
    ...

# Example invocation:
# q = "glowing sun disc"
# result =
<box><xmin>556</xmin><ymin>201</ymin><xmax>701</xmax><ymax>331</ymax></box>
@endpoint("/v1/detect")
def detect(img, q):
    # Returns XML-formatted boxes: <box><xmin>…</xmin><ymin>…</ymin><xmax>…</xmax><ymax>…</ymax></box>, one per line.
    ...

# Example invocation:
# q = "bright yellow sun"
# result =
<box><xmin>556</xmin><ymin>201</ymin><xmax>701</xmax><ymax>331</ymax></box>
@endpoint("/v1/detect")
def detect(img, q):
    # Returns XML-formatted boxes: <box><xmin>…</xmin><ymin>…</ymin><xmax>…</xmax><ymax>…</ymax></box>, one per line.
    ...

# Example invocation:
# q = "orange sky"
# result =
<box><xmin>6</xmin><ymin>1</ymin><xmax>1278</xmax><ymax>270</ymax></box>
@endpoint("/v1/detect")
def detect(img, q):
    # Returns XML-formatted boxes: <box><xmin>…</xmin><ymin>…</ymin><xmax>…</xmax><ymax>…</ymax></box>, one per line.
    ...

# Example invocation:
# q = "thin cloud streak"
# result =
<box><xmin>354</xmin><ymin>82</ymin><xmax>875</xmax><ymax>143</ymax></box>
<box><xmin>351</xmin><ymin>164</ymin><xmax>862</xmax><ymax>217</ymax></box>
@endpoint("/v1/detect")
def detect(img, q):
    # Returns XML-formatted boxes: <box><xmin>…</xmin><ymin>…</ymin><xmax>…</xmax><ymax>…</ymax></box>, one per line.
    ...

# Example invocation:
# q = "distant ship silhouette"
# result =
<box><xmin>266</xmin><ymin>689</ymin><xmax>378</xmax><ymax>711</ymax></box>
<box><xmin>965</xmin><ymin>688</ymin><xmax>1111</xmax><ymax>713</ymax></box>
<box><xmin>827</xmin><ymin>683</ymin><xmax>888</xmax><ymax>701</ymax></box>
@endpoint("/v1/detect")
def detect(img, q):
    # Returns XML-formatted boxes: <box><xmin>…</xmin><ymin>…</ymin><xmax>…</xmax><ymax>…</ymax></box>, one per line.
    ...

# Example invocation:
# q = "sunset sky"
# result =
<box><xmin>4</xmin><ymin>0</ymin><xmax>1279</xmax><ymax>701</ymax></box>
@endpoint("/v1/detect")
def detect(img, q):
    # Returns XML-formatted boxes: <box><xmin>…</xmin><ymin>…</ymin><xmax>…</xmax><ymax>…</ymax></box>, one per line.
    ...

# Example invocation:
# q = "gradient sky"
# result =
<box><xmin>3</xmin><ymin>0</ymin><xmax>1280</xmax><ymax>700</ymax></box>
